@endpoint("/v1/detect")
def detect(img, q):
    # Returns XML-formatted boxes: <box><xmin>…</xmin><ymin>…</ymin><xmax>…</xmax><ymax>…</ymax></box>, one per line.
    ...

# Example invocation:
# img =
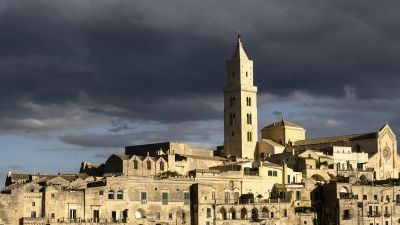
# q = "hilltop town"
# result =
<box><xmin>1</xmin><ymin>36</ymin><xmax>399</xmax><ymax>225</ymax></box>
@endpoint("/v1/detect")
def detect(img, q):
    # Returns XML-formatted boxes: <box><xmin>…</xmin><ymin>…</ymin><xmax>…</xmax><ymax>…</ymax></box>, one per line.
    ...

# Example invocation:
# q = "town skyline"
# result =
<box><xmin>2</xmin><ymin>0</ymin><xmax>400</xmax><ymax>187</ymax></box>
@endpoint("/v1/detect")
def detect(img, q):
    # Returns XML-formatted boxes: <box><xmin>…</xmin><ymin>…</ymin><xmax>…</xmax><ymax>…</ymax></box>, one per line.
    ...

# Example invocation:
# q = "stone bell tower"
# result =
<box><xmin>223</xmin><ymin>35</ymin><xmax>258</xmax><ymax>159</ymax></box>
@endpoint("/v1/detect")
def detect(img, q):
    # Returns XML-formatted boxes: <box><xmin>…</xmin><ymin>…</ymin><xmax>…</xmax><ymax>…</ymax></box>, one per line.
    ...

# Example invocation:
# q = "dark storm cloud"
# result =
<box><xmin>0</xmin><ymin>0</ymin><xmax>400</xmax><ymax>139</ymax></box>
<box><xmin>60</xmin><ymin>120</ymin><xmax>223</xmax><ymax>148</ymax></box>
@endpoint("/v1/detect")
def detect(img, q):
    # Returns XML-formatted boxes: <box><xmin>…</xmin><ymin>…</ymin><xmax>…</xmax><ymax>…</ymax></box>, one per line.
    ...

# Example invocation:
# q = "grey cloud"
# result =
<box><xmin>0</xmin><ymin>0</ymin><xmax>399</xmax><ymax>139</ymax></box>
<box><xmin>60</xmin><ymin>120</ymin><xmax>223</xmax><ymax>148</ymax></box>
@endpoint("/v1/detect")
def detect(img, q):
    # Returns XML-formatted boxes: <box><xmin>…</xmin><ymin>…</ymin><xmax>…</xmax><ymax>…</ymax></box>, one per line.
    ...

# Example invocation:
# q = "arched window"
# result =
<box><xmin>246</xmin><ymin>97</ymin><xmax>251</xmax><ymax>106</ymax></box>
<box><xmin>251</xmin><ymin>208</ymin><xmax>258</xmax><ymax>220</ymax></box>
<box><xmin>230</xmin><ymin>97</ymin><xmax>235</xmax><ymax>106</ymax></box>
<box><xmin>230</xmin><ymin>208</ymin><xmax>236</xmax><ymax>219</ymax></box>
<box><xmin>117</xmin><ymin>190</ymin><xmax>123</xmax><ymax>200</ymax></box>
<box><xmin>108</xmin><ymin>190</ymin><xmax>114</xmax><ymax>200</ymax></box>
<box><xmin>247</xmin><ymin>132</ymin><xmax>252</xmax><ymax>142</ymax></box>
<box><xmin>147</xmin><ymin>161</ymin><xmax>152</xmax><ymax>170</ymax></box>
<box><xmin>220</xmin><ymin>208</ymin><xmax>227</xmax><ymax>220</ymax></box>
<box><xmin>135</xmin><ymin>209</ymin><xmax>146</xmax><ymax>219</ymax></box>
<box><xmin>241</xmin><ymin>208</ymin><xmax>247</xmax><ymax>219</ymax></box>
<box><xmin>160</xmin><ymin>161</ymin><xmax>165</xmax><ymax>171</ymax></box>
<box><xmin>230</xmin><ymin>113</ymin><xmax>236</xmax><ymax>125</ymax></box>
<box><xmin>262</xmin><ymin>207</ymin><xmax>269</xmax><ymax>218</ymax></box>
<box><xmin>247</xmin><ymin>114</ymin><xmax>252</xmax><ymax>125</ymax></box>
<box><xmin>133</xmin><ymin>160</ymin><xmax>138</xmax><ymax>169</ymax></box>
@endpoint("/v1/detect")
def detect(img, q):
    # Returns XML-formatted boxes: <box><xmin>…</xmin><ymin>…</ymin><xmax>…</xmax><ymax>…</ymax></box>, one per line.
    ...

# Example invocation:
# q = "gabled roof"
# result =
<box><xmin>263</xmin><ymin>119</ymin><xmax>304</xmax><ymax>129</ymax></box>
<box><xmin>116</xmin><ymin>154</ymin><xmax>131</xmax><ymax>160</ymax></box>
<box><xmin>261</xmin><ymin>139</ymin><xmax>284</xmax><ymax>147</ymax></box>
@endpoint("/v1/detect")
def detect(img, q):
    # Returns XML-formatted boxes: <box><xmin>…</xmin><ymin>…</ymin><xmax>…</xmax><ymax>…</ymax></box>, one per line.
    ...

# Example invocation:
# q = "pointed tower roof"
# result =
<box><xmin>230</xmin><ymin>34</ymin><xmax>249</xmax><ymax>60</ymax></box>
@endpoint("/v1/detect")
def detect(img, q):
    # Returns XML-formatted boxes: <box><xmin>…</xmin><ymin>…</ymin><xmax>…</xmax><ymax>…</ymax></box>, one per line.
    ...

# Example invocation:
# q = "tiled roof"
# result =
<box><xmin>261</xmin><ymin>139</ymin><xmax>284</xmax><ymax>147</ymax></box>
<box><xmin>261</xmin><ymin>161</ymin><xmax>282</xmax><ymax>168</ymax></box>
<box><xmin>263</xmin><ymin>119</ymin><xmax>304</xmax><ymax>129</ymax></box>
<box><xmin>10</xmin><ymin>173</ymin><xmax>29</xmax><ymax>180</ymax></box>
<box><xmin>294</xmin><ymin>132</ymin><xmax>377</xmax><ymax>146</ymax></box>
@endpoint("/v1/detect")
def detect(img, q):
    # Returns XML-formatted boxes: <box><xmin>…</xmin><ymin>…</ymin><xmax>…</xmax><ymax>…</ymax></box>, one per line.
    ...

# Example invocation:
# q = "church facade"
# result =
<box><xmin>1</xmin><ymin>36</ymin><xmax>400</xmax><ymax>225</ymax></box>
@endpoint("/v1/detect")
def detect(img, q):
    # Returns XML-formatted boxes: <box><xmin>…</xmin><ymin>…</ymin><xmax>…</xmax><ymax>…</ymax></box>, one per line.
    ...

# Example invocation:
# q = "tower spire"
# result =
<box><xmin>231</xmin><ymin>34</ymin><xmax>248</xmax><ymax>60</ymax></box>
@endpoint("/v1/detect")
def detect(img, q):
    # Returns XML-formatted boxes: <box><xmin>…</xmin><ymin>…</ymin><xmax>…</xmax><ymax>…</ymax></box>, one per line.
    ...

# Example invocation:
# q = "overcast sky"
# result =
<box><xmin>1</xmin><ymin>0</ymin><xmax>400</xmax><ymax>187</ymax></box>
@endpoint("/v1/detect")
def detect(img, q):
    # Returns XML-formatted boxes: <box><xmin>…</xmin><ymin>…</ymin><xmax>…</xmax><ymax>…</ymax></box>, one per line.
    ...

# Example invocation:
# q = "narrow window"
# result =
<box><xmin>296</xmin><ymin>191</ymin><xmax>301</xmax><ymax>200</ymax></box>
<box><xmin>69</xmin><ymin>209</ymin><xmax>77</xmax><ymax>220</ymax></box>
<box><xmin>230</xmin><ymin>113</ymin><xmax>236</xmax><ymax>125</ymax></box>
<box><xmin>133</xmin><ymin>160</ymin><xmax>138</xmax><ymax>169</ymax></box>
<box><xmin>224</xmin><ymin>192</ymin><xmax>230</xmax><ymax>204</ymax></box>
<box><xmin>182</xmin><ymin>212</ymin><xmax>186</xmax><ymax>222</ymax></box>
<box><xmin>247</xmin><ymin>131</ymin><xmax>252</xmax><ymax>142</ymax></box>
<box><xmin>246</xmin><ymin>97</ymin><xmax>251</xmax><ymax>106</ymax></box>
<box><xmin>184</xmin><ymin>192</ymin><xmax>190</xmax><ymax>205</ymax></box>
<box><xmin>141</xmin><ymin>192</ymin><xmax>147</xmax><ymax>204</ymax></box>
<box><xmin>32</xmin><ymin>202</ymin><xmax>35</xmax><ymax>206</ymax></box>
<box><xmin>168</xmin><ymin>213</ymin><xmax>173</xmax><ymax>220</ymax></box>
<box><xmin>207</xmin><ymin>208</ymin><xmax>212</xmax><ymax>218</ymax></box>
<box><xmin>234</xmin><ymin>192</ymin><xmax>239</xmax><ymax>204</ymax></box>
<box><xmin>108</xmin><ymin>190</ymin><xmax>114</xmax><ymax>200</ymax></box>
<box><xmin>247</xmin><ymin>114</ymin><xmax>251</xmax><ymax>125</ymax></box>
<box><xmin>162</xmin><ymin>192</ymin><xmax>169</xmax><ymax>205</ymax></box>
<box><xmin>156</xmin><ymin>212</ymin><xmax>160</xmax><ymax>220</ymax></box>
<box><xmin>160</xmin><ymin>161</ymin><xmax>165</xmax><ymax>171</ymax></box>
<box><xmin>230</xmin><ymin>97</ymin><xmax>235</xmax><ymax>106</ymax></box>
<box><xmin>147</xmin><ymin>161</ymin><xmax>152</xmax><ymax>170</ymax></box>
<box><xmin>116</xmin><ymin>190</ymin><xmax>123</xmax><ymax>200</ymax></box>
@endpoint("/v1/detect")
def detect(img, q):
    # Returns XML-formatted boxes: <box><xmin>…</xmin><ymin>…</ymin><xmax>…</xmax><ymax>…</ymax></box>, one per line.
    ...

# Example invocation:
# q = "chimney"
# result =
<box><xmin>7</xmin><ymin>169</ymin><xmax>12</xmax><ymax>177</ymax></box>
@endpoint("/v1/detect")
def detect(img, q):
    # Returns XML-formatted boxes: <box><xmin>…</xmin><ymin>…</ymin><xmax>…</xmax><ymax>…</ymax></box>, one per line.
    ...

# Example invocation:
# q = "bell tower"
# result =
<box><xmin>223</xmin><ymin>35</ymin><xmax>258</xmax><ymax>159</ymax></box>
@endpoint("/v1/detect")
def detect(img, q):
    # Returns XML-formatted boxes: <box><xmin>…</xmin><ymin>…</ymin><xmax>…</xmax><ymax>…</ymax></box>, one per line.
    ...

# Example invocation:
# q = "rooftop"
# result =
<box><xmin>294</xmin><ymin>132</ymin><xmax>377</xmax><ymax>146</ymax></box>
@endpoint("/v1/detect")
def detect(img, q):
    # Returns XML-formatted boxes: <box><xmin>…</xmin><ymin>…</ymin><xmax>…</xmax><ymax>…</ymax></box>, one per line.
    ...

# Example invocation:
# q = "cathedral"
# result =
<box><xmin>1</xmin><ymin>36</ymin><xmax>400</xmax><ymax>225</ymax></box>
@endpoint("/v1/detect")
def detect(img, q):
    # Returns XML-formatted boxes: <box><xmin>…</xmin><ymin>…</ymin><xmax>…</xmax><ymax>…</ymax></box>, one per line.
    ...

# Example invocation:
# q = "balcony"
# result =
<box><xmin>367</xmin><ymin>212</ymin><xmax>381</xmax><ymax>217</ymax></box>
<box><xmin>384</xmin><ymin>213</ymin><xmax>391</xmax><ymax>217</ymax></box>
<box><xmin>339</xmin><ymin>193</ymin><xmax>354</xmax><ymax>200</ymax></box>
<box><xmin>21</xmin><ymin>217</ymin><xmax>47</xmax><ymax>225</ymax></box>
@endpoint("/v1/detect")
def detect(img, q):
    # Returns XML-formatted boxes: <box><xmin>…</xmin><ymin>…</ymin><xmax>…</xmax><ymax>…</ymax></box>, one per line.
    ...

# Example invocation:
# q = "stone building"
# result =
<box><xmin>320</xmin><ymin>181</ymin><xmax>400</xmax><ymax>225</ymax></box>
<box><xmin>1</xmin><ymin>36</ymin><xmax>399</xmax><ymax>225</ymax></box>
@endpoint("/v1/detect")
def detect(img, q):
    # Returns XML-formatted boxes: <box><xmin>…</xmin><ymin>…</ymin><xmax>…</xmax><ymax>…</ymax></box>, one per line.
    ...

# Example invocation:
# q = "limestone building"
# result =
<box><xmin>1</xmin><ymin>35</ymin><xmax>400</xmax><ymax>225</ymax></box>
